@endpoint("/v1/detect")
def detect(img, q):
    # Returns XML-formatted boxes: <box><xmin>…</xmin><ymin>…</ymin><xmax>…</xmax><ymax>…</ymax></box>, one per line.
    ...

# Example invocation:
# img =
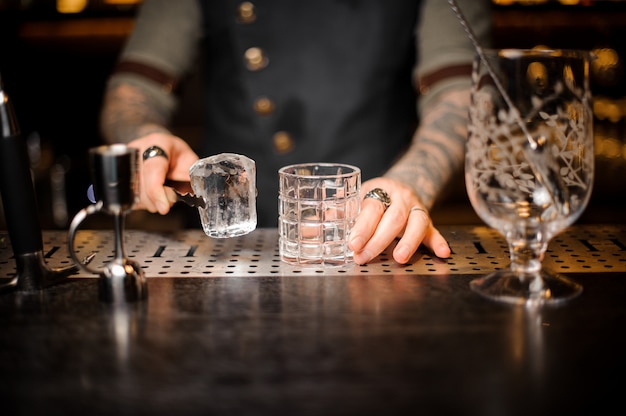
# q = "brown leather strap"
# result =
<box><xmin>418</xmin><ymin>63</ymin><xmax>473</xmax><ymax>94</ymax></box>
<box><xmin>112</xmin><ymin>60</ymin><xmax>178</xmax><ymax>93</ymax></box>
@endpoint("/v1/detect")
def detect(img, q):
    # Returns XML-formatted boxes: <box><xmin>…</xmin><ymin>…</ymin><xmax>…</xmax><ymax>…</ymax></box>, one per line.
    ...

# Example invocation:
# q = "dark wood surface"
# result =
<box><xmin>1</xmin><ymin>227</ymin><xmax>625</xmax><ymax>416</ymax></box>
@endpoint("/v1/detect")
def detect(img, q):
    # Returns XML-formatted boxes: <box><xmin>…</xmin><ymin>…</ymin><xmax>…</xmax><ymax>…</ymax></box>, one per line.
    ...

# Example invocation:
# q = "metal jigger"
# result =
<box><xmin>68</xmin><ymin>144</ymin><xmax>147</xmax><ymax>303</ymax></box>
<box><xmin>0</xmin><ymin>72</ymin><xmax>90</xmax><ymax>294</ymax></box>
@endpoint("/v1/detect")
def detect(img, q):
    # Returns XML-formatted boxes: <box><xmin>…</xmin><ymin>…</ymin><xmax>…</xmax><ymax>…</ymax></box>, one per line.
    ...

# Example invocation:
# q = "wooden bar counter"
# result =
<box><xmin>0</xmin><ymin>225</ymin><xmax>625</xmax><ymax>415</ymax></box>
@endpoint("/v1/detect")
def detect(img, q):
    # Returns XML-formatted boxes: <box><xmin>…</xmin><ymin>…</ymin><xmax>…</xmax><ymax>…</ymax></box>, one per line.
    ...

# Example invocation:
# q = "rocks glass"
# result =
<box><xmin>279</xmin><ymin>163</ymin><xmax>361</xmax><ymax>266</ymax></box>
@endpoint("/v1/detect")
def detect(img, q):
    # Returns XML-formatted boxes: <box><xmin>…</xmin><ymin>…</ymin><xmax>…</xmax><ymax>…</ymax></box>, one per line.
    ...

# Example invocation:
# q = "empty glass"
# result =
<box><xmin>466</xmin><ymin>49</ymin><xmax>594</xmax><ymax>305</ymax></box>
<box><xmin>279</xmin><ymin>163</ymin><xmax>361</xmax><ymax>266</ymax></box>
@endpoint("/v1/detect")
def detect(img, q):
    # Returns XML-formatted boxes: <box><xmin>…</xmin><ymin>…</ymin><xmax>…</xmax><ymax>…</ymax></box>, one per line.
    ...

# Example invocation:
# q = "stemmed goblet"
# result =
<box><xmin>465</xmin><ymin>48</ymin><xmax>594</xmax><ymax>306</ymax></box>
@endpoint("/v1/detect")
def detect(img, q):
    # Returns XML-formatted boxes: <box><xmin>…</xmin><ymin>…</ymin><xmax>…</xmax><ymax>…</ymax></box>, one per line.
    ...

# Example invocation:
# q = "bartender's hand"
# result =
<box><xmin>127</xmin><ymin>133</ymin><xmax>199</xmax><ymax>215</ymax></box>
<box><xmin>348</xmin><ymin>177</ymin><xmax>451</xmax><ymax>265</ymax></box>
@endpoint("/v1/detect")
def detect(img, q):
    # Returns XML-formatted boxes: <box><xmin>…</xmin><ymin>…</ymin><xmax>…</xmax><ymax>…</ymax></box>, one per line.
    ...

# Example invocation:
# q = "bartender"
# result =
<box><xmin>98</xmin><ymin>0</ymin><xmax>492</xmax><ymax>264</ymax></box>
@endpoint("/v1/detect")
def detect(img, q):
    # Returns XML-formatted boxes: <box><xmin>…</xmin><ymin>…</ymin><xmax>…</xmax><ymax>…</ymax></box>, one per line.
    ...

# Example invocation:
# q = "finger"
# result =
<box><xmin>393</xmin><ymin>208</ymin><xmax>451</xmax><ymax>262</ymax></box>
<box><xmin>348</xmin><ymin>195</ymin><xmax>388</xmax><ymax>253</ymax></box>
<box><xmin>421</xmin><ymin>226</ymin><xmax>452</xmax><ymax>259</ymax></box>
<box><xmin>392</xmin><ymin>208</ymin><xmax>429</xmax><ymax>264</ymax></box>
<box><xmin>166</xmin><ymin>143</ymin><xmax>199</xmax><ymax>182</ymax></box>
<box><xmin>141</xmin><ymin>156</ymin><xmax>173</xmax><ymax>214</ymax></box>
<box><xmin>352</xmin><ymin>206</ymin><xmax>404</xmax><ymax>265</ymax></box>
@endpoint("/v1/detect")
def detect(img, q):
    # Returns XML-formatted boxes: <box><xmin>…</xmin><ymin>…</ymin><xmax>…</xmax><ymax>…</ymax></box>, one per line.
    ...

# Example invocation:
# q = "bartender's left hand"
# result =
<box><xmin>348</xmin><ymin>177</ymin><xmax>451</xmax><ymax>265</ymax></box>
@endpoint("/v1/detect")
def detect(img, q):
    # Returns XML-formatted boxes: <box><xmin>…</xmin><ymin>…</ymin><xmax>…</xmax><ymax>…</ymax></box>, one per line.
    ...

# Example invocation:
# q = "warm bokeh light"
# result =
<box><xmin>593</xmin><ymin>48</ymin><xmax>620</xmax><ymax>69</ymax></box>
<box><xmin>56</xmin><ymin>0</ymin><xmax>88</xmax><ymax>14</ymax></box>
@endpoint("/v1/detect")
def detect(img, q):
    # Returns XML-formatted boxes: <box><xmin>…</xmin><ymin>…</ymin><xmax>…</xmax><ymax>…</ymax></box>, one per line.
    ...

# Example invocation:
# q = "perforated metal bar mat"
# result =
<box><xmin>0</xmin><ymin>225</ymin><xmax>624</xmax><ymax>278</ymax></box>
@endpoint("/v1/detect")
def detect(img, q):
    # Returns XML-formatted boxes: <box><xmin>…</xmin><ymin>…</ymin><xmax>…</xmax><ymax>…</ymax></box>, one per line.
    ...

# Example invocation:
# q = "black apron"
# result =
<box><xmin>199</xmin><ymin>0</ymin><xmax>420</xmax><ymax>226</ymax></box>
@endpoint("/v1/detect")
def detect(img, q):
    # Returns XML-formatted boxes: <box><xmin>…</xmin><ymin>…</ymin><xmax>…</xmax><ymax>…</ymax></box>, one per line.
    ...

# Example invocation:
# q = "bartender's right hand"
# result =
<box><xmin>127</xmin><ymin>133</ymin><xmax>199</xmax><ymax>215</ymax></box>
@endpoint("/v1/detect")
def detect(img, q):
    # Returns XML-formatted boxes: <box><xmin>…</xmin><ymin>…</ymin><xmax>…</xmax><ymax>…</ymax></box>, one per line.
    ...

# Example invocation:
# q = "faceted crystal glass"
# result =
<box><xmin>279</xmin><ymin>163</ymin><xmax>361</xmax><ymax>266</ymax></box>
<box><xmin>465</xmin><ymin>49</ymin><xmax>594</xmax><ymax>305</ymax></box>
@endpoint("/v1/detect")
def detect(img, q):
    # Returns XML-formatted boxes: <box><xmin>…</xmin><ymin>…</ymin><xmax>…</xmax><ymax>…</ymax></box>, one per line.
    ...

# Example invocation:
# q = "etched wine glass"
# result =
<box><xmin>465</xmin><ymin>49</ymin><xmax>594</xmax><ymax>306</ymax></box>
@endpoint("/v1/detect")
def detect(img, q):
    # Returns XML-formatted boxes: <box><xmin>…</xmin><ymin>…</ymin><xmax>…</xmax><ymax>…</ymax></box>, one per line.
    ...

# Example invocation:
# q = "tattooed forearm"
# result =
<box><xmin>100</xmin><ymin>83</ymin><xmax>172</xmax><ymax>144</ymax></box>
<box><xmin>384</xmin><ymin>88</ymin><xmax>470</xmax><ymax>209</ymax></box>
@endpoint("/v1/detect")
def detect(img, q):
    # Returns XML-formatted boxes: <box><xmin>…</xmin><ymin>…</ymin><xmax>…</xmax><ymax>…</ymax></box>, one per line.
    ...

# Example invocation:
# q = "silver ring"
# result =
<box><xmin>142</xmin><ymin>145</ymin><xmax>168</xmax><ymax>161</ymax></box>
<box><xmin>410</xmin><ymin>207</ymin><xmax>429</xmax><ymax>216</ymax></box>
<box><xmin>364</xmin><ymin>188</ymin><xmax>391</xmax><ymax>211</ymax></box>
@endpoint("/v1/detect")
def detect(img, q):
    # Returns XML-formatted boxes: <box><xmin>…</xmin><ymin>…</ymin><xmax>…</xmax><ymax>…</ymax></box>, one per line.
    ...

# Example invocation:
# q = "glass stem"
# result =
<box><xmin>507</xmin><ymin>227</ymin><xmax>548</xmax><ymax>275</ymax></box>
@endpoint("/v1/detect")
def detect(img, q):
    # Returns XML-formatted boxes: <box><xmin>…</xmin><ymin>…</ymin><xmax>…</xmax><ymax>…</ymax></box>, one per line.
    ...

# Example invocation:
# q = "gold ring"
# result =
<box><xmin>142</xmin><ymin>145</ymin><xmax>168</xmax><ymax>161</ymax></box>
<box><xmin>364</xmin><ymin>188</ymin><xmax>391</xmax><ymax>211</ymax></box>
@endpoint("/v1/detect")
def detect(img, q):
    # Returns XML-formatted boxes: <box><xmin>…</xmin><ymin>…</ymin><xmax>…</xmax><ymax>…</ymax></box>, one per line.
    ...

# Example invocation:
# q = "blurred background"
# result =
<box><xmin>0</xmin><ymin>0</ymin><xmax>624</xmax><ymax>230</ymax></box>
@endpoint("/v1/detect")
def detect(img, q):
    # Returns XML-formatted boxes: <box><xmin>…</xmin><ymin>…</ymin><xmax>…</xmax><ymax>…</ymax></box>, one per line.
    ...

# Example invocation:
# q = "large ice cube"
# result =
<box><xmin>190</xmin><ymin>153</ymin><xmax>257</xmax><ymax>238</ymax></box>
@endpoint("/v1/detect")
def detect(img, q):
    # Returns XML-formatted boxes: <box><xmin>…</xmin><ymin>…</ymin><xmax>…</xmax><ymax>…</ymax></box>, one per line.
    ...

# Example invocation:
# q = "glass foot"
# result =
<box><xmin>470</xmin><ymin>270</ymin><xmax>582</xmax><ymax>306</ymax></box>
